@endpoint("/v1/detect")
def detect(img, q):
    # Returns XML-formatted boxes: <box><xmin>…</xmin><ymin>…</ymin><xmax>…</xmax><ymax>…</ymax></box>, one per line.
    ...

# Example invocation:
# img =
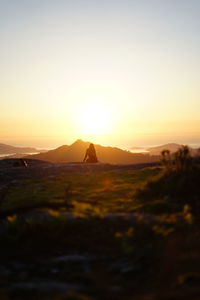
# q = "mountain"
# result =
<box><xmin>0</xmin><ymin>143</ymin><xmax>40</xmax><ymax>155</ymax></box>
<box><xmin>147</xmin><ymin>143</ymin><xmax>198</xmax><ymax>155</ymax></box>
<box><xmin>28</xmin><ymin>139</ymin><xmax>160</xmax><ymax>164</ymax></box>
<box><xmin>147</xmin><ymin>143</ymin><xmax>181</xmax><ymax>155</ymax></box>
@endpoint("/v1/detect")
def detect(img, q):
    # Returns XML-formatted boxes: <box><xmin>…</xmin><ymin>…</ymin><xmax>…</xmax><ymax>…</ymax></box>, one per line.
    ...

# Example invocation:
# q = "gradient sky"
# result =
<box><xmin>1</xmin><ymin>0</ymin><xmax>200</xmax><ymax>148</ymax></box>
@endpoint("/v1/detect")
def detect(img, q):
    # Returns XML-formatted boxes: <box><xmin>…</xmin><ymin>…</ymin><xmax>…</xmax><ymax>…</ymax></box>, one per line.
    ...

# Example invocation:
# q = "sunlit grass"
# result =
<box><xmin>0</xmin><ymin>166</ymin><xmax>199</xmax><ymax>300</ymax></box>
<box><xmin>2</xmin><ymin>167</ymin><xmax>160</xmax><ymax>215</ymax></box>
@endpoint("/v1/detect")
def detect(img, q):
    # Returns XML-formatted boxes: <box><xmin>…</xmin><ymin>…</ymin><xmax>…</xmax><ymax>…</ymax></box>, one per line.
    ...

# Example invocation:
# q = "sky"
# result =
<box><xmin>0</xmin><ymin>0</ymin><xmax>200</xmax><ymax>148</ymax></box>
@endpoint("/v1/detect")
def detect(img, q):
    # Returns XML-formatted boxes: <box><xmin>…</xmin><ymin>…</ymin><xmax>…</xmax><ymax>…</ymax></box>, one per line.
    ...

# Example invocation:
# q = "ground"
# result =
<box><xmin>0</xmin><ymin>161</ymin><xmax>199</xmax><ymax>299</ymax></box>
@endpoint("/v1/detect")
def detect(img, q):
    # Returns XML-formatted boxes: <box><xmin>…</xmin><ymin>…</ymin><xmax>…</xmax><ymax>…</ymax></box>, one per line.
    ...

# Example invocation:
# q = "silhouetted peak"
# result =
<box><xmin>70</xmin><ymin>139</ymin><xmax>90</xmax><ymax>147</ymax></box>
<box><xmin>55</xmin><ymin>145</ymin><xmax>69</xmax><ymax>151</ymax></box>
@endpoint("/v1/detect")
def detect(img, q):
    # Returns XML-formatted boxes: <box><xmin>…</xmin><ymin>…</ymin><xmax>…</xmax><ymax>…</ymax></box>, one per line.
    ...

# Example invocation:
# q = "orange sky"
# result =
<box><xmin>1</xmin><ymin>1</ymin><xmax>200</xmax><ymax>148</ymax></box>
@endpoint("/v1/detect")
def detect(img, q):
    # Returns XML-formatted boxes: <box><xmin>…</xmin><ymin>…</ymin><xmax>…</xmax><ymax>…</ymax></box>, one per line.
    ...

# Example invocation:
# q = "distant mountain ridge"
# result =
<box><xmin>0</xmin><ymin>143</ymin><xmax>40</xmax><ymax>155</ymax></box>
<box><xmin>130</xmin><ymin>143</ymin><xmax>199</xmax><ymax>155</ymax></box>
<box><xmin>147</xmin><ymin>143</ymin><xmax>182</xmax><ymax>155</ymax></box>
<box><xmin>147</xmin><ymin>143</ymin><xmax>198</xmax><ymax>155</ymax></box>
<box><xmin>28</xmin><ymin>139</ymin><xmax>160</xmax><ymax>164</ymax></box>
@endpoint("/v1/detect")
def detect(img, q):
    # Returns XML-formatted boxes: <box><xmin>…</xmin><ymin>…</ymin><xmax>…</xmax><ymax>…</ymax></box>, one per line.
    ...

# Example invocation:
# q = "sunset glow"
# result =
<box><xmin>77</xmin><ymin>103</ymin><xmax>112</xmax><ymax>136</ymax></box>
<box><xmin>0</xmin><ymin>0</ymin><xmax>200</xmax><ymax>148</ymax></box>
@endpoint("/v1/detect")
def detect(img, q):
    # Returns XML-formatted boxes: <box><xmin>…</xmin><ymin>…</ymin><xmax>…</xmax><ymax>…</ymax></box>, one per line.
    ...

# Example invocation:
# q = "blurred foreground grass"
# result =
<box><xmin>0</xmin><ymin>166</ymin><xmax>200</xmax><ymax>300</ymax></box>
<box><xmin>1</xmin><ymin>167</ymin><xmax>160</xmax><ymax>215</ymax></box>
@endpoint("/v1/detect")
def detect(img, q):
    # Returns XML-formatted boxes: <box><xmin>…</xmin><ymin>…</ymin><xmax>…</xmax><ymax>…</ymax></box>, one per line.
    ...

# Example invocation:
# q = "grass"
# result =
<box><xmin>1</xmin><ymin>167</ymin><xmax>160</xmax><ymax>215</ymax></box>
<box><xmin>136</xmin><ymin>166</ymin><xmax>200</xmax><ymax>214</ymax></box>
<box><xmin>0</xmin><ymin>166</ymin><xmax>200</xmax><ymax>299</ymax></box>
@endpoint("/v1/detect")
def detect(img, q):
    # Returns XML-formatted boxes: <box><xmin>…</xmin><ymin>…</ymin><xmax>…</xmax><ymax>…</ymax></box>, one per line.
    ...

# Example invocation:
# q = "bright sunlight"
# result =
<box><xmin>77</xmin><ymin>103</ymin><xmax>113</xmax><ymax>135</ymax></box>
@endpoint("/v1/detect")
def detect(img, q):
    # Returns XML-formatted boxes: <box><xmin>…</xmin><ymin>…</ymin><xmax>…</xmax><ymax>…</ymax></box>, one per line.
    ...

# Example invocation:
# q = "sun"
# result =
<box><xmin>78</xmin><ymin>103</ymin><xmax>112</xmax><ymax>135</ymax></box>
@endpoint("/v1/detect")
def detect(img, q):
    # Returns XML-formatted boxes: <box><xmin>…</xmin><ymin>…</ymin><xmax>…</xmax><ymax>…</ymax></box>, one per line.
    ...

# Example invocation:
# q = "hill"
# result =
<box><xmin>0</xmin><ymin>143</ymin><xmax>40</xmax><ymax>155</ymax></box>
<box><xmin>146</xmin><ymin>143</ymin><xmax>198</xmax><ymax>155</ymax></box>
<box><xmin>28</xmin><ymin>139</ymin><xmax>159</xmax><ymax>164</ymax></box>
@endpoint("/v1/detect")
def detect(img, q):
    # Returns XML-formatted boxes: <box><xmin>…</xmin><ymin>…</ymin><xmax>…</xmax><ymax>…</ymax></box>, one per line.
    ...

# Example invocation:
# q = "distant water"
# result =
<box><xmin>129</xmin><ymin>149</ymin><xmax>149</xmax><ymax>153</ymax></box>
<box><xmin>0</xmin><ymin>154</ymin><xmax>11</xmax><ymax>158</ymax></box>
<box><xmin>0</xmin><ymin>152</ymin><xmax>39</xmax><ymax>158</ymax></box>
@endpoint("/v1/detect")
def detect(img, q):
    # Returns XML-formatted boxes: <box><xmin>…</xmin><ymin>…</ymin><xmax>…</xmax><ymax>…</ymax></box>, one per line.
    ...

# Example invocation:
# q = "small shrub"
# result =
<box><xmin>161</xmin><ymin>149</ymin><xmax>172</xmax><ymax>172</ymax></box>
<box><xmin>136</xmin><ymin>147</ymin><xmax>200</xmax><ymax>211</ymax></box>
<box><xmin>174</xmin><ymin>145</ymin><xmax>193</xmax><ymax>172</ymax></box>
<box><xmin>161</xmin><ymin>145</ymin><xmax>194</xmax><ymax>173</ymax></box>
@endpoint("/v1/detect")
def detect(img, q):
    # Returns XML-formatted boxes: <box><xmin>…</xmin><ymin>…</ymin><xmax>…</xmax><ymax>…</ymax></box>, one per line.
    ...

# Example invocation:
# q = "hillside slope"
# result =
<box><xmin>0</xmin><ymin>143</ymin><xmax>39</xmax><ymax>154</ymax></box>
<box><xmin>29</xmin><ymin>139</ymin><xmax>159</xmax><ymax>164</ymax></box>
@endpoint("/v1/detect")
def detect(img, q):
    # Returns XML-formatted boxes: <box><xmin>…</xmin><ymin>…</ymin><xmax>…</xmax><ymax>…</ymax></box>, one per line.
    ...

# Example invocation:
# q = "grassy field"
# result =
<box><xmin>0</xmin><ymin>165</ymin><xmax>199</xmax><ymax>299</ymax></box>
<box><xmin>2</xmin><ymin>167</ymin><xmax>160</xmax><ymax>215</ymax></box>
